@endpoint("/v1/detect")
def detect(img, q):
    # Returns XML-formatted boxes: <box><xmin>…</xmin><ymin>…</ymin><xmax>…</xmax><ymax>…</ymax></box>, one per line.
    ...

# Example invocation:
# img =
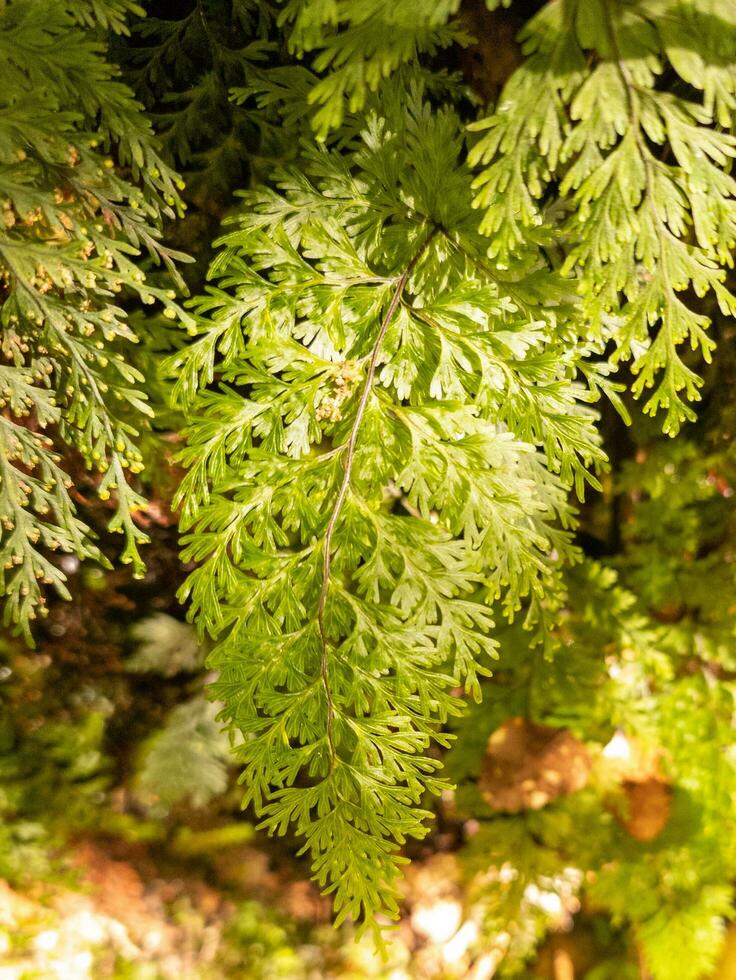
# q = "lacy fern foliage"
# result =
<box><xmin>172</xmin><ymin>84</ymin><xmax>606</xmax><ymax>928</ymax></box>
<box><xmin>4</xmin><ymin>0</ymin><xmax>736</xmax><ymax>971</ymax></box>
<box><xmin>470</xmin><ymin>0</ymin><xmax>736</xmax><ymax>433</ymax></box>
<box><xmin>0</xmin><ymin>0</ymin><xmax>189</xmax><ymax>636</ymax></box>
<box><xmin>278</xmin><ymin>1</ymin><xmax>469</xmax><ymax>136</ymax></box>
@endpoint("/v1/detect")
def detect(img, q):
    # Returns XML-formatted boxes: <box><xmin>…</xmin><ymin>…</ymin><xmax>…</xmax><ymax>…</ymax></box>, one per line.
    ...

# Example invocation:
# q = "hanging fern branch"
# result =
<box><xmin>0</xmin><ymin>0</ymin><xmax>191</xmax><ymax>637</ymax></box>
<box><xmin>469</xmin><ymin>0</ymin><xmax>736</xmax><ymax>435</ymax></box>
<box><xmin>278</xmin><ymin>0</ymin><xmax>470</xmax><ymax>137</ymax></box>
<box><xmin>171</xmin><ymin>82</ymin><xmax>606</xmax><ymax>931</ymax></box>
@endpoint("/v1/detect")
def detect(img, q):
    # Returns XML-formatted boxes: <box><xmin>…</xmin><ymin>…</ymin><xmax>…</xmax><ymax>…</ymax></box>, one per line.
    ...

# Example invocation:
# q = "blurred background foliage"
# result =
<box><xmin>2</xmin><ymin>0</ymin><xmax>736</xmax><ymax>977</ymax></box>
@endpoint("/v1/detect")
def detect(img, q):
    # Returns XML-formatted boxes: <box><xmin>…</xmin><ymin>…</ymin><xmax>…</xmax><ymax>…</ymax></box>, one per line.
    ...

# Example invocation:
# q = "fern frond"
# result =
<box><xmin>470</xmin><ymin>0</ymin><xmax>736</xmax><ymax>434</ymax></box>
<box><xmin>172</xmin><ymin>82</ymin><xmax>605</xmax><ymax>930</ymax></box>
<box><xmin>278</xmin><ymin>1</ymin><xmax>470</xmax><ymax>137</ymax></box>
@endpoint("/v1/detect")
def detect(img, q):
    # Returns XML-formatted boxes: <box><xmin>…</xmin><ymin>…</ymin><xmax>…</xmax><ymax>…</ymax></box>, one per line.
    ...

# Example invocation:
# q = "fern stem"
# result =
<box><xmin>315</xmin><ymin>226</ymin><xmax>438</xmax><ymax>769</ymax></box>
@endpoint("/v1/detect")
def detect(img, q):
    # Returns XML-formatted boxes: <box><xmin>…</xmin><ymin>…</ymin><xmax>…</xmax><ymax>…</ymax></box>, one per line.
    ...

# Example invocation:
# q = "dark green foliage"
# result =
<box><xmin>124</xmin><ymin>0</ymin><xmax>275</xmax><ymax>203</ymax></box>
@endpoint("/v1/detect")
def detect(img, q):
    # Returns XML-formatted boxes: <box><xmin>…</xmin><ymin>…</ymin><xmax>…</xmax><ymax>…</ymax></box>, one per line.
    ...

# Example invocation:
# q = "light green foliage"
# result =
<box><xmin>615</xmin><ymin>440</ymin><xmax>736</xmax><ymax>658</ymax></box>
<box><xmin>0</xmin><ymin>0</ymin><xmax>191</xmax><ymax>638</ymax></box>
<box><xmin>444</xmin><ymin>426</ymin><xmax>736</xmax><ymax>978</ymax></box>
<box><xmin>171</xmin><ymin>80</ymin><xmax>608</xmax><ymax>931</ymax></box>
<box><xmin>469</xmin><ymin>0</ymin><xmax>736</xmax><ymax>435</ymax></box>
<box><xmin>587</xmin><ymin>674</ymin><xmax>736</xmax><ymax>980</ymax></box>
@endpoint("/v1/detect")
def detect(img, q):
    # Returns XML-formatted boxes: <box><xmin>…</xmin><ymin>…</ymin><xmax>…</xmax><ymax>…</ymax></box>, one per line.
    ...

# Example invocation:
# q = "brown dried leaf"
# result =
<box><xmin>599</xmin><ymin>732</ymin><xmax>673</xmax><ymax>841</ymax></box>
<box><xmin>620</xmin><ymin>777</ymin><xmax>672</xmax><ymax>842</ymax></box>
<box><xmin>479</xmin><ymin>717</ymin><xmax>590</xmax><ymax>813</ymax></box>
